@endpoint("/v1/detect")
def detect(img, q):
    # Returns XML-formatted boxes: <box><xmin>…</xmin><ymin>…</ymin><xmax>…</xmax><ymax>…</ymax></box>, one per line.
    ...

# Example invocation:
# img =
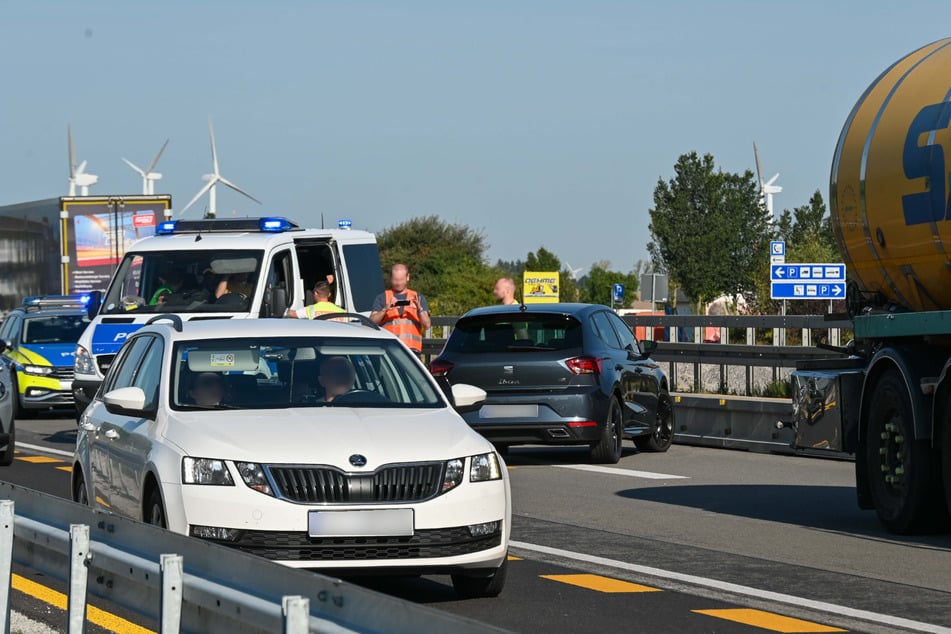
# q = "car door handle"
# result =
<box><xmin>103</xmin><ymin>429</ymin><xmax>120</xmax><ymax>440</ymax></box>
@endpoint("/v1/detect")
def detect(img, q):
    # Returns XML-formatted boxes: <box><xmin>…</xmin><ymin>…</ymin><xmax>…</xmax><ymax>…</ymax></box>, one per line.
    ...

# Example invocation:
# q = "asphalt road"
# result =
<box><xmin>4</xmin><ymin>410</ymin><xmax>951</xmax><ymax>634</ymax></box>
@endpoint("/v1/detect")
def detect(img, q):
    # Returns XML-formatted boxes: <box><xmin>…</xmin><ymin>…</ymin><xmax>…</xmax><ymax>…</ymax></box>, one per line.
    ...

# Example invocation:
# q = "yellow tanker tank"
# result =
<box><xmin>832</xmin><ymin>37</ymin><xmax>951</xmax><ymax>312</ymax></box>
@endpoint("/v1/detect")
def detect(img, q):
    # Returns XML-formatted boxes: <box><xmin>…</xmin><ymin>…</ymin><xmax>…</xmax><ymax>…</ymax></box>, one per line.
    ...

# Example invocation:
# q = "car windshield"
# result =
<box><xmin>100</xmin><ymin>250</ymin><xmax>263</xmax><ymax>314</ymax></box>
<box><xmin>446</xmin><ymin>314</ymin><xmax>583</xmax><ymax>353</ymax></box>
<box><xmin>23</xmin><ymin>314</ymin><xmax>90</xmax><ymax>344</ymax></box>
<box><xmin>171</xmin><ymin>336</ymin><xmax>445</xmax><ymax>410</ymax></box>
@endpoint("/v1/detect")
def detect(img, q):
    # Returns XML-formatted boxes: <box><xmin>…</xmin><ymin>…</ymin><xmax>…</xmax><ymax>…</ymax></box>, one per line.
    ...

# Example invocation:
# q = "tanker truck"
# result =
<box><xmin>789</xmin><ymin>38</ymin><xmax>951</xmax><ymax>533</ymax></box>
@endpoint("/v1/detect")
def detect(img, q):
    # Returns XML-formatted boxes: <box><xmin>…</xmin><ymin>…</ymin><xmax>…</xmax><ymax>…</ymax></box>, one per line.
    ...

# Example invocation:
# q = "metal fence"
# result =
<box><xmin>422</xmin><ymin>313</ymin><xmax>852</xmax><ymax>397</ymax></box>
<box><xmin>0</xmin><ymin>482</ymin><xmax>508</xmax><ymax>634</ymax></box>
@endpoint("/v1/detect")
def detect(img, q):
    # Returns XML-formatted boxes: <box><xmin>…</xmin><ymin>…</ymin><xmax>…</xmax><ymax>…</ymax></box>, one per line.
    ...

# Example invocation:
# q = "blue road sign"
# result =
<box><xmin>613</xmin><ymin>283</ymin><xmax>625</xmax><ymax>300</ymax></box>
<box><xmin>771</xmin><ymin>282</ymin><xmax>846</xmax><ymax>300</ymax></box>
<box><xmin>770</xmin><ymin>263</ymin><xmax>845</xmax><ymax>282</ymax></box>
<box><xmin>770</xmin><ymin>241</ymin><xmax>785</xmax><ymax>258</ymax></box>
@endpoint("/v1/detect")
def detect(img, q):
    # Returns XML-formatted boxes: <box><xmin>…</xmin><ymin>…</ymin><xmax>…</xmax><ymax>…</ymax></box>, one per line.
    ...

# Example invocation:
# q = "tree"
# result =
<box><xmin>648</xmin><ymin>152</ymin><xmax>771</xmax><ymax>312</ymax></box>
<box><xmin>579</xmin><ymin>262</ymin><xmax>639</xmax><ymax>306</ymax></box>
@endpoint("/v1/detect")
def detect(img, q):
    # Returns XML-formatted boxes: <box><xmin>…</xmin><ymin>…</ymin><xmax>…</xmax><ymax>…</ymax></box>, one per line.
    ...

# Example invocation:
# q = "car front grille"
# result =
<box><xmin>268</xmin><ymin>462</ymin><xmax>445</xmax><ymax>503</ymax></box>
<box><xmin>50</xmin><ymin>367</ymin><xmax>74</xmax><ymax>381</ymax></box>
<box><xmin>96</xmin><ymin>354</ymin><xmax>116</xmax><ymax>376</ymax></box>
<box><xmin>220</xmin><ymin>526</ymin><xmax>502</xmax><ymax>561</ymax></box>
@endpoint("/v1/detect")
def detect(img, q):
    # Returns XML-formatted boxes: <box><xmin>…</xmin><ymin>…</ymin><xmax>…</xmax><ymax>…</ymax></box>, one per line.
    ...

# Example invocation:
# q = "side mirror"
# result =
<box><xmin>0</xmin><ymin>340</ymin><xmax>8</xmax><ymax>354</ymax></box>
<box><xmin>639</xmin><ymin>339</ymin><xmax>658</xmax><ymax>357</ymax></box>
<box><xmin>451</xmin><ymin>383</ymin><xmax>487</xmax><ymax>411</ymax></box>
<box><xmin>103</xmin><ymin>386</ymin><xmax>154</xmax><ymax>418</ymax></box>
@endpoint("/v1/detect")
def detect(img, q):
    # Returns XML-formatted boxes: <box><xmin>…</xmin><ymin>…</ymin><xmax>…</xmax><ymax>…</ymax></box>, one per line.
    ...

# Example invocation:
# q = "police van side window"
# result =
<box><xmin>262</xmin><ymin>250</ymin><xmax>293</xmax><ymax>317</ymax></box>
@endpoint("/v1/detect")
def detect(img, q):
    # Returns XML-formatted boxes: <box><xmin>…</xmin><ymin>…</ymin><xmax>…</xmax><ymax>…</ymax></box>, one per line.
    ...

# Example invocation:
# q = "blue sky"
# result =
<box><xmin>2</xmin><ymin>1</ymin><xmax>949</xmax><ymax>275</ymax></box>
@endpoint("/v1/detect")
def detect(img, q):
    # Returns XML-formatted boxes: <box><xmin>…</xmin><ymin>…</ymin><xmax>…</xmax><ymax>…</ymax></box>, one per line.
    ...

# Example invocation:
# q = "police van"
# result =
<box><xmin>73</xmin><ymin>217</ymin><xmax>384</xmax><ymax>414</ymax></box>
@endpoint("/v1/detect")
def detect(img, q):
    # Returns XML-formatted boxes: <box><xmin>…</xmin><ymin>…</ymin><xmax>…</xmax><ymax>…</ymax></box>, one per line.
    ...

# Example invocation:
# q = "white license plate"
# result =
<box><xmin>307</xmin><ymin>509</ymin><xmax>414</xmax><ymax>537</ymax></box>
<box><xmin>479</xmin><ymin>404</ymin><xmax>539</xmax><ymax>419</ymax></box>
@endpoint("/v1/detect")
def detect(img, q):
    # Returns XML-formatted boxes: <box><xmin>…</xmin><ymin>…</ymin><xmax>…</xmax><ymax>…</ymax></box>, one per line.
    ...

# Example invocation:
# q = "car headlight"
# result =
<box><xmin>74</xmin><ymin>345</ymin><xmax>95</xmax><ymax>376</ymax></box>
<box><xmin>182</xmin><ymin>457</ymin><xmax>234</xmax><ymax>486</ymax></box>
<box><xmin>22</xmin><ymin>365</ymin><xmax>53</xmax><ymax>376</ymax></box>
<box><xmin>442</xmin><ymin>458</ymin><xmax>465</xmax><ymax>493</ymax></box>
<box><xmin>235</xmin><ymin>462</ymin><xmax>273</xmax><ymax>496</ymax></box>
<box><xmin>470</xmin><ymin>452</ymin><xmax>502</xmax><ymax>482</ymax></box>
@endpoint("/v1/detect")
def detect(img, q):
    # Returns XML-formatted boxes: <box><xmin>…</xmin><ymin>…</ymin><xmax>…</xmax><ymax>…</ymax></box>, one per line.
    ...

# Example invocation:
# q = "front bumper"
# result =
<box><xmin>72</xmin><ymin>377</ymin><xmax>102</xmax><ymax>413</ymax></box>
<box><xmin>165</xmin><ymin>471</ymin><xmax>510</xmax><ymax>571</ymax></box>
<box><xmin>17</xmin><ymin>373</ymin><xmax>76</xmax><ymax>409</ymax></box>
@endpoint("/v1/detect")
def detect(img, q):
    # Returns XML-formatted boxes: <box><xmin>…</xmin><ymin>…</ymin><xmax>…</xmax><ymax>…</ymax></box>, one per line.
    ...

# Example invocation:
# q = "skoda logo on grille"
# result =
<box><xmin>349</xmin><ymin>454</ymin><xmax>368</xmax><ymax>467</ymax></box>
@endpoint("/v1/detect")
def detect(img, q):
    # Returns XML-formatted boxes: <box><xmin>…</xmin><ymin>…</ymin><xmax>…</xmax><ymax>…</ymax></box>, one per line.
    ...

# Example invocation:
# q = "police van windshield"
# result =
<box><xmin>100</xmin><ymin>250</ymin><xmax>264</xmax><ymax>314</ymax></box>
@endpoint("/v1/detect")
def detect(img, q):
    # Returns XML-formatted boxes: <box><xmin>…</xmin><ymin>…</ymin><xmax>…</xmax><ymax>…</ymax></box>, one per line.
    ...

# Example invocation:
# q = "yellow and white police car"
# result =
<box><xmin>0</xmin><ymin>295</ymin><xmax>90</xmax><ymax>418</ymax></box>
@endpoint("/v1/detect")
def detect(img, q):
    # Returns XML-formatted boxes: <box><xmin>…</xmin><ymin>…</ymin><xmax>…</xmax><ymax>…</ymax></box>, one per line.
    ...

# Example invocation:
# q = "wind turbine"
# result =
<box><xmin>753</xmin><ymin>141</ymin><xmax>782</xmax><ymax>215</ymax></box>
<box><xmin>565</xmin><ymin>262</ymin><xmax>587</xmax><ymax>280</ymax></box>
<box><xmin>122</xmin><ymin>139</ymin><xmax>169</xmax><ymax>195</ymax></box>
<box><xmin>180</xmin><ymin>119</ymin><xmax>261</xmax><ymax>218</ymax></box>
<box><xmin>67</xmin><ymin>124</ymin><xmax>99</xmax><ymax>196</ymax></box>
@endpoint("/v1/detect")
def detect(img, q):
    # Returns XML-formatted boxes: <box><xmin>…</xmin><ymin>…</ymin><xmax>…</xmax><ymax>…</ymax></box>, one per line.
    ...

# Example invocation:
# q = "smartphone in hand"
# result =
<box><xmin>394</xmin><ymin>299</ymin><xmax>411</xmax><ymax>307</ymax></box>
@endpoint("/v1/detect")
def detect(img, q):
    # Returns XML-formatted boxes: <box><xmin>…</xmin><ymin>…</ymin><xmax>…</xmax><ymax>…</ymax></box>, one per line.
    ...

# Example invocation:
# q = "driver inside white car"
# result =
<box><xmin>317</xmin><ymin>356</ymin><xmax>355</xmax><ymax>403</ymax></box>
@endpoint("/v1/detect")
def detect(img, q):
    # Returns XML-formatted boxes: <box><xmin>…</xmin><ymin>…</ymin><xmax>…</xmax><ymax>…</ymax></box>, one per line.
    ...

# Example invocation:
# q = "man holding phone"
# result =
<box><xmin>370</xmin><ymin>263</ymin><xmax>431</xmax><ymax>355</ymax></box>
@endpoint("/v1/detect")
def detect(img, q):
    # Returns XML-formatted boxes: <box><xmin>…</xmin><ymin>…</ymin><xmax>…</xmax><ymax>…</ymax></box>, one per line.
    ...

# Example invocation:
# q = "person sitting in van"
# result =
<box><xmin>286</xmin><ymin>281</ymin><xmax>343</xmax><ymax>319</ymax></box>
<box><xmin>150</xmin><ymin>267</ymin><xmax>186</xmax><ymax>305</ymax></box>
<box><xmin>216</xmin><ymin>272</ymin><xmax>253</xmax><ymax>301</ymax></box>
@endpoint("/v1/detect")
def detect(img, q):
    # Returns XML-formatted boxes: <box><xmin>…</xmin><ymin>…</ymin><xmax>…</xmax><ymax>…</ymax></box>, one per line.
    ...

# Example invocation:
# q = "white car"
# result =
<box><xmin>71</xmin><ymin>315</ymin><xmax>511</xmax><ymax>598</ymax></box>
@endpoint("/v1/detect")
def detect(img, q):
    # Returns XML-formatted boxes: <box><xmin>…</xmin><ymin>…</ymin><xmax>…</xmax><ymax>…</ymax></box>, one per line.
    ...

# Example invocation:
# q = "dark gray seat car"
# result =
<box><xmin>429</xmin><ymin>303</ymin><xmax>674</xmax><ymax>464</ymax></box>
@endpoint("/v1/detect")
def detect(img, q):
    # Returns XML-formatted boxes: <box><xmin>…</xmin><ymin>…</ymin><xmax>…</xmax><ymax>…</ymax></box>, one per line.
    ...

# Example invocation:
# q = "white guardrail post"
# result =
<box><xmin>283</xmin><ymin>595</ymin><xmax>310</xmax><ymax>634</ymax></box>
<box><xmin>1</xmin><ymin>500</ymin><xmax>13</xmax><ymax>634</ymax></box>
<box><xmin>67</xmin><ymin>524</ymin><xmax>90</xmax><ymax>634</ymax></box>
<box><xmin>160</xmin><ymin>554</ymin><xmax>183</xmax><ymax>633</ymax></box>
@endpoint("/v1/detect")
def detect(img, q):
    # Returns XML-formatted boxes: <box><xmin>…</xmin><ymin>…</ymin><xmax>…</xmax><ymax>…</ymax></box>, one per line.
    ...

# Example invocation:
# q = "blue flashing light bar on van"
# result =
<box><xmin>156</xmin><ymin>217</ymin><xmax>301</xmax><ymax>235</ymax></box>
<box><xmin>338</xmin><ymin>219</ymin><xmax>352</xmax><ymax>230</ymax></box>
<box><xmin>23</xmin><ymin>294</ymin><xmax>90</xmax><ymax>310</ymax></box>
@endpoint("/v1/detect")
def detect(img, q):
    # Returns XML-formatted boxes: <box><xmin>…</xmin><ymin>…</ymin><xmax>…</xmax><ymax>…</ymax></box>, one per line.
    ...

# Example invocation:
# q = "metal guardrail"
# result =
<box><xmin>0</xmin><ymin>482</ymin><xmax>508</xmax><ymax>634</ymax></box>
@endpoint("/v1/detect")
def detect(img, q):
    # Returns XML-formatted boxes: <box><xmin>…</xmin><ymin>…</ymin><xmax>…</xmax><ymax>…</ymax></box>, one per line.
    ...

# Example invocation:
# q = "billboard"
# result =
<box><xmin>522</xmin><ymin>272</ymin><xmax>559</xmax><ymax>304</ymax></box>
<box><xmin>62</xmin><ymin>197</ymin><xmax>171</xmax><ymax>293</ymax></box>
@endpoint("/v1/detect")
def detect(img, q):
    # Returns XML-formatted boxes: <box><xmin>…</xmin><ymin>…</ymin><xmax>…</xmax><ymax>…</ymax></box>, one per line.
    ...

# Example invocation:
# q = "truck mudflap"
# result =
<box><xmin>789</xmin><ymin>357</ymin><xmax>865</xmax><ymax>453</ymax></box>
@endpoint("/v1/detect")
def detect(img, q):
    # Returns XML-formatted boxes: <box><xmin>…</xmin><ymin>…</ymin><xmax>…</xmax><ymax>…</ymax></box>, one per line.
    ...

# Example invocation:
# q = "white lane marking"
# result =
<box><xmin>553</xmin><ymin>464</ymin><xmax>688</xmax><ymax>479</ymax></box>
<box><xmin>15</xmin><ymin>442</ymin><xmax>73</xmax><ymax>459</ymax></box>
<box><xmin>510</xmin><ymin>540</ymin><xmax>951</xmax><ymax>634</ymax></box>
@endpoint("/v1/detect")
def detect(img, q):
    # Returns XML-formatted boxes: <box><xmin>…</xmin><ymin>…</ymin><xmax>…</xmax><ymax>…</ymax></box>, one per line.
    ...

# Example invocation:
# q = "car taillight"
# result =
<box><xmin>429</xmin><ymin>358</ymin><xmax>454</xmax><ymax>377</ymax></box>
<box><xmin>566</xmin><ymin>356</ymin><xmax>601</xmax><ymax>375</ymax></box>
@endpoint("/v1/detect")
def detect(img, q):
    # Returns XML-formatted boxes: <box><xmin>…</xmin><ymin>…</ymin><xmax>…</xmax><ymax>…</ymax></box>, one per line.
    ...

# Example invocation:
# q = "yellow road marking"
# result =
<box><xmin>541</xmin><ymin>573</ymin><xmax>660</xmax><ymax>593</ymax></box>
<box><xmin>507</xmin><ymin>555</ymin><xmax>523</xmax><ymax>561</ymax></box>
<box><xmin>12</xmin><ymin>573</ymin><xmax>155</xmax><ymax>634</ymax></box>
<box><xmin>693</xmin><ymin>609</ymin><xmax>846</xmax><ymax>632</ymax></box>
<box><xmin>16</xmin><ymin>456</ymin><xmax>64</xmax><ymax>464</ymax></box>
<box><xmin>57</xmin><ymin>465</ymin><xmax>73</xmax><ymax>472</ymax></box>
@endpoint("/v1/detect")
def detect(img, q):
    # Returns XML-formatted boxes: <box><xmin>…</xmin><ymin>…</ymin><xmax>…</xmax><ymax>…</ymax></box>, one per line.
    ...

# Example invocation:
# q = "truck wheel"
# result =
<box><xmin>866</xmin><ymin>369</ymin><xmax>938</xmax><ymax>533</ymax></box>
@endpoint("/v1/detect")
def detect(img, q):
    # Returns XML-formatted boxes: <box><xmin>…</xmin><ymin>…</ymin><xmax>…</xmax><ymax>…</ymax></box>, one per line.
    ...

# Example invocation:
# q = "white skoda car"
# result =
<box><xmin>72</xmin><ymin>315</ymin><xmax>510</xmax><ymax>598</ymax></box>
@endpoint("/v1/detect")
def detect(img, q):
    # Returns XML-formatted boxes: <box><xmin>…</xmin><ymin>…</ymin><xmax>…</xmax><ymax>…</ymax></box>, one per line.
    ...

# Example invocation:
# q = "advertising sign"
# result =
<box><xmin>522</xmin><ymin>272</ymin><xmax>559</xmax><ymax>304</ymax></box>
<box><xmin>63</xmin><ymin>197</ymin><xmax>170</xmax><ymax>293</ymax></box>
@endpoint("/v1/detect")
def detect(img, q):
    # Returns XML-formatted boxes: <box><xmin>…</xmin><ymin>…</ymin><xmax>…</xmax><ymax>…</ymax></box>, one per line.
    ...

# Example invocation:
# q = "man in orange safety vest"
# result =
<box><xmin>369</xmin><ymin>264</ymin><xmax>431</xmax><ymax>354</ymax></box>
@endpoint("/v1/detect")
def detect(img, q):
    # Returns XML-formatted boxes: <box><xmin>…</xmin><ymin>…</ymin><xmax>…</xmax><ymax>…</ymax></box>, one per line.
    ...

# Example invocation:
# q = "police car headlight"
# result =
<box><xmin>23</xmin><ymin>365</ymin><xmax>53</xmax><ymax>376</ymax></box>
<box><xmin>74</xmin><ymin>346</ymin><xmax>95</xmax><ymax>375</ymax></box>
<box><xmin>182</xmin><ymin>457</ymin><xmax>234</xmax><ymax>486</ymax></box>
<box><xmin>469</xmin><ymin>452</ymin><xmax>502</xmax><ymax>482</ymax></box>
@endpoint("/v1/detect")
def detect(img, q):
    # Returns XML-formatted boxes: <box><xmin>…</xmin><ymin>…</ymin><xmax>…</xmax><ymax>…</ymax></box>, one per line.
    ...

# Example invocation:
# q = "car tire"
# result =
<box><xmin>590</xmin><ymin>397</ymin><xmax>623</xmax><ymax>464</ymax></box>
<box><xmin>0</xmin><ymin>419</ymin><xmax>14</xmax><ymax>466</ymax></box>
<box><xmin>73</xmin><ymin>471</ymin><xmax>88</xmax><ymax>505</ymax></box>
<box><xmin>451</xmin><ymin>555</ymin><xmax>509</xmax><ymax>599</ymax></box>
<box><xmin>145</xmin><ymin>486</ymin><xmax>167</xmax><ymax>529</ymax></box>
<box><xmin>634</xmin><ymin>392</ymin><xmax>674</xmax><ymax>453</ymax></box>
<box><xmin>9</xmin><ymin>374</ymin><xmax>37</xmax><ymax>420</ymax></box>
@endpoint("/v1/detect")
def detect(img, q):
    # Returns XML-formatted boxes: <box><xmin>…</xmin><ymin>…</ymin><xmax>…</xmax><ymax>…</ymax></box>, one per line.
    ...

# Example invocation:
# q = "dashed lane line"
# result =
<box><xmin>15</xmin><ymin>455</ymin><xmax>64</xmax><ymax>464</ymax></box>
<box><xmin>541</xmin><ymin>573</ymin><xmax>660</xmax><ymax>593</ymax></box>
<box><xmin>553</xmin><ymin>464</ymin><xmax>689</xmax><ymax>479</ymax></box>
<box><xmin>510</xmin><ymin>540</ymin><xmax>951</xmax><ymax>634</ymax></box>
<box><xmin>693</xmin><ymin>609</ymin><xmax>846</xmax><ymax>633</ymax></box>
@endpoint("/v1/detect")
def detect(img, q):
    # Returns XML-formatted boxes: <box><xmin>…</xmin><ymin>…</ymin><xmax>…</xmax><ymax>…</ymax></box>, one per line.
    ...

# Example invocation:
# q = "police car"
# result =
<box><xmin>0</xmin><ymin>295</ymin><xmax>90</xmax><ymax>417</ymax></box>
<box><xmin>72</xmin><ymin>315</ymin><xmax>510</xmax><ymax>597</ymax></box>
<box><xmin>73</xmin><ymin>217</ymin><xmax>384</xmax><ymax>416</ymax></box>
